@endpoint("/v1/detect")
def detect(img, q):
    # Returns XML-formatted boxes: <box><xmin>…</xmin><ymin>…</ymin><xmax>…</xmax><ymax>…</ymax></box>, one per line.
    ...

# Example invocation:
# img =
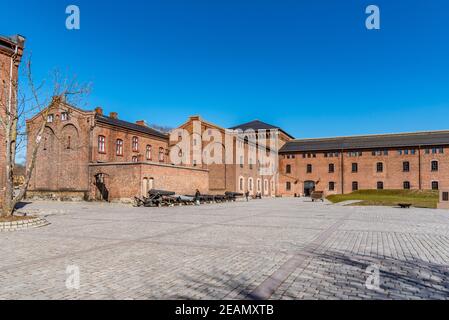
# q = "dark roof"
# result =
<box><xmin>280</xmin><ymin>130</ymin><xmax>449</xmax><ymax>153</ymax></box>
<box><xmin>229</xmin><ymin>120</ymin><xmax>295</xmax><ymax>139</ymax></box>
<box><xmin>95</xmin><ymin>114</ymin><xmax>168</xmax><ymax>139</ymax></box>
<box><xmin>0</xmin><ymin>35</ymin><xmax>25</xmax><ymax>51</ymax></box>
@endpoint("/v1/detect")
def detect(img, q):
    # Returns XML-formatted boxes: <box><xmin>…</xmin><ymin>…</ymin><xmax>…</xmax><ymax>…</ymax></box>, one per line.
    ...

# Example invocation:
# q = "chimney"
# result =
<box><xmin>95</xmin><ymin>107</ymin><xmax>103</xmax><ymax>115</ymax></box>
<box><xmin>109</xmin><ymin>112</ymin><xmax>118</xmax><ymax>119</ymax></box>
<box><xmin>136</xmin><ymin>120</ymin><xmax>147</xmax><ymax>127</ymax></box>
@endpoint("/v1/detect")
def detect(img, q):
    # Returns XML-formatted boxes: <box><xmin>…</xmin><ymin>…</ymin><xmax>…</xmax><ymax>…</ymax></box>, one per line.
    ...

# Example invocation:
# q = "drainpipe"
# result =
<box><xmin>340</xmin><ymin>149</ymin><xmax>344</xmax><ymax>194</ymax></box>
<box><xmin>8</xmin><ymin>43</ymin><xmax>19</xmax><ymax>115</ymax></box>
<box><xmin>418</xmin><ymin>145</ymin><xmax>422</xmax><ymax>190</ymax></box>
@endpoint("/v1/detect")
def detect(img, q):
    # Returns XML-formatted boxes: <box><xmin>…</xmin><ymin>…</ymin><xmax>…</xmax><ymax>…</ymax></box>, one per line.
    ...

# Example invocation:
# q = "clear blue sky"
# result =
<box><xmin>2</xmin><ymin>0</ymin><xmax>449</xmax><ymax>138</ymax></box>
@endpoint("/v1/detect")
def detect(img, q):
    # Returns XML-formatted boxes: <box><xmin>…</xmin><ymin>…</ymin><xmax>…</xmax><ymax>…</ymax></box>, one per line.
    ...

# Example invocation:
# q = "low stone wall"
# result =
<box><xmin>0</xmin><ymin>217</ymin><xmax>50</xmax><ymax>232</ymax></box>
<box><xmin>26</xmin><ymin>190</ymin><xmax>88</xmax><ymax>202</ymax></box>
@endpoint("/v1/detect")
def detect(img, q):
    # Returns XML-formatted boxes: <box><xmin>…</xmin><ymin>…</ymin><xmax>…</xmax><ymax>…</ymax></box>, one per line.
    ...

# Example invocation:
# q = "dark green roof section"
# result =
<box><xmin>95</xmin><ymin>114</ymin><xmax>168</xmax><ymax>140</ymax></box>
<box><xmin>280</xmin><ymin>130</ymin><xmax>449</xmax><ymax>153</ymax></box>
<box><xmin>229</xmin><ymin>120</ymin><xmax>295</xmax><ymax>139</ymax></box>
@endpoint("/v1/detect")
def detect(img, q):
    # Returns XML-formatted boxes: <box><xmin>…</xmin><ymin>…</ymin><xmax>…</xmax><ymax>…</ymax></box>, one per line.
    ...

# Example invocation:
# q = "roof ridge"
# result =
<box><xmin>291</xmin><ymin>129</ymin><xmax>449</xmax><ymax>142</ymax></box>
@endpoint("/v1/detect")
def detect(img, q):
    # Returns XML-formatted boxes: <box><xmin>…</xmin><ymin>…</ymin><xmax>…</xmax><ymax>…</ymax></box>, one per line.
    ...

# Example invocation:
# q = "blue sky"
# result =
<box><xmin>2</xmin><ymin>0</ymin><xmax>449</xmax><ymax>139</ymax></box>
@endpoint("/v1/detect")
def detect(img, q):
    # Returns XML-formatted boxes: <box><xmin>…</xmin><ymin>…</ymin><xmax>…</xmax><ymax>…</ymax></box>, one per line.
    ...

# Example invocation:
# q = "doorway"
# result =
<box><xmin>304</xmin><ymin>180</ymin><xmax>316</xmax><ymax>197</ymax></box>
<box><xmin>94</xmin><ymin>173</ymin><xmax>109</xmax><ymax>202</ymax></box>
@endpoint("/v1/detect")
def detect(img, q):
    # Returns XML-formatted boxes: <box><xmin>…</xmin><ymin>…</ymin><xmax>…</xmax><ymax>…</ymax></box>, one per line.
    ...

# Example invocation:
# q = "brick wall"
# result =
<box><xmin>88</xmin><ymin>162</ymin><xmax>209</xmax><ymax>201</ymax></box>
<box><xmin>27</xmin><ymin>102</ymin><xmax>93</xmax><ymax>194</ymax></box>
<box><xmin>279</xmin><ymin>147</ymin><xmax>449</xmax><ymax>196</ymax></box>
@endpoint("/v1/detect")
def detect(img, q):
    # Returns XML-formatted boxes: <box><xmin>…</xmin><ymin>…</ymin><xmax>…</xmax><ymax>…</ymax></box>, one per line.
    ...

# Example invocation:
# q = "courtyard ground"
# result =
<box><xmin>1</xmin><ymin>198</ymin><xmax>449</xmax><ymax>300</ymax></box>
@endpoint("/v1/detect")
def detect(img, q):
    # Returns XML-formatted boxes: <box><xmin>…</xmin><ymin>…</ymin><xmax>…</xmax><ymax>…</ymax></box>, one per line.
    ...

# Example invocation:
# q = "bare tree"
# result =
<box><xmin>0</xmin><ymin>55</ymin><xmax>89</xmax><ymax>217</ymax></box>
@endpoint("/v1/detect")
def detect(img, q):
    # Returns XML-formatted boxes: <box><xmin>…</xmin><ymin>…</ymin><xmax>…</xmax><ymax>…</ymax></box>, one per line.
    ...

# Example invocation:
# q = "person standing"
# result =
<box><xmin>195</xmin><ymin>189</ymin><xmax>201</xmax><ymax>206</ymax></box>
<box><xmin>245</xmin><ymin>191</ymin><xmax>250</xmax><ymax>202</ymax></box>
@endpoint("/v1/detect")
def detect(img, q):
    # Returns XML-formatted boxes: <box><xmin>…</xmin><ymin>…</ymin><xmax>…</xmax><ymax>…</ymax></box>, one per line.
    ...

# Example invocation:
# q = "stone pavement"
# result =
<box><xmin>1</xmin><ymin>198</ymin><xmax>449</xmax><ymax>300</ymax></box>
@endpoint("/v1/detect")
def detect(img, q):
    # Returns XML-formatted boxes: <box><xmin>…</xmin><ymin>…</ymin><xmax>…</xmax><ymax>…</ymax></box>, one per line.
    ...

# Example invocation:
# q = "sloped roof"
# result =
<box><xmin>95</xmin><ymin>114</ymin><xmax>168</xmax><ymax>140</ymax></box>
<box><xmin>280</xmin><ymin>130</ymin><xmax>449</xmax><ymax>153</ymax></box>
<box><xmin>229</xmin><ymin>120</ymin><xmax>294</xmax><ymax>139</ymax></box>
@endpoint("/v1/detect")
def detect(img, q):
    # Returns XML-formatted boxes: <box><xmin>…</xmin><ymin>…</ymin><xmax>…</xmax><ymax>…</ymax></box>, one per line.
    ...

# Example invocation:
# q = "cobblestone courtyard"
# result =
<box><xmin>1</xmin><ymin>198</ymin><xmax>449</xmax><ymax>300</ymax></box>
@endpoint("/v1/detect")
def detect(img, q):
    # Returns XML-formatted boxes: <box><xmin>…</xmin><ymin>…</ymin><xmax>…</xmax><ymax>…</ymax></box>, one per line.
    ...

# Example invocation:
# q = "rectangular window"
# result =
<box><xmin>443</xmin><ymin>192</ymin><xmax>449</xmax><ymax>202</ymax></box>
<box><xmin>425</xmin><ymin>149</ymin><xmax>430</xmax><ymax>154</ymax></box>
<box><xmin>403</xmin><ymin>161</ymin><xmax>410</xmax><ymax>172</ymax></box>
<box><xmin>306</xmin><ymin>164</ymin><xmax>312</xmax><ymax>173</ymax></box>
<box><xmin>286</xmin><ymin>182</ymin><xmax>291</xmax><ymax>191</ymax></box>
<box><xmin>116</xmin><ymin>139</ymin><xmax>123</xmax><ymax>156</ymax></box>
<box><xmin>403</xmin><ymin>181</ymin><xmax>410</xmax><ymax>190</ymax></box>
<box><xmin>352</xmin><ymin>182</ymin><xmax>358</xmax><ymax>191</ymax></box>
<box><xmin>352</xmin><ymin>163</ymin><xmax>358</xmax><ymax>173</ymax></box>
<box><xmin>439</xmin><ymin>147</ymin><xmax>444</xmax><ymax>154</ymax></box>
<box><xmin>377</xmin><ymin>181</ymin><xmax>384</xmax><ymax>190</ymax></box>
<box><xmin>329</xmin><ymin>182</ymin><xmax>335</xmax><ymax>191</ymax></box>
<box><xmin>432</xmin><ymin>181</ymin><xmax>439</xmax><ymax>190</ymax></box>
<box><xmin>431</xmin><ymin>161</ymin><xmax>439</xmax><ymax>172</ymax></box>
<box><xmin>286</xmin><ymin>165</ymin><xmax>291</xmax><ymax>174</ymax></box>
<box><xmin>159</xmin><ymin>148</ymin><xmax>165</xmax><ymax>162</ymax></box>
<box><xmin>98</xmin><ymin>136</ymin><xmax>106</xmax><ymax>153</ymax></box>
<box><xmin>376</xmin><ymin>162</ymin><xmax>383</xmax><ymax>173</ymax></box>
<box><xmin>132</xmin><ymin>137</ymin><xmax>139</xmax><ymax>152</ymax></box>
<box><xmin>329</xmin><ymin>163</ymin><xmax>335</xmax><ymax>173</ymax></box>
<box><xmin>146</xmin><ymin>145</ymin><xmax>152</xmax><ymax>160</ymax></box>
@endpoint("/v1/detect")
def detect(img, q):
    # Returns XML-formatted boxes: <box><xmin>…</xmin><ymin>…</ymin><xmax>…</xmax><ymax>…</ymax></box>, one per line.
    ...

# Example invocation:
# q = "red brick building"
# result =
<box><xmin>172</xmin><ymin>116</ymin><xmax>292</xmax><ymax>197</ymax></box>
<box><xmin>0</xmin><ymin>35</ymin><xmax>25</xmax><ymax>206</ymax></box>
<box><xmin>279</xmin><ymin>132</ymin><xmax>449</xmax><ymax>197</ymax></box>
<box><xmin>26</xmin><ymin>103</ymin><xmax>209</xmax><ymax>202</ymax></box>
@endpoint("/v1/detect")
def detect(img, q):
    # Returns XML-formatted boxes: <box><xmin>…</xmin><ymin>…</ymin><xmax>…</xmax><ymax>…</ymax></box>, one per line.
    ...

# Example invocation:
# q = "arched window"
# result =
<box><xmin>116</xmin><ymin>139</ymin><xmax>123</xmax><ymax>156</ymax></box>
<box><xmin>264</xmin><ymin>179</ymin><xmax>269</xmax><ymax>195</ymax></box>
<box><xmin>66</xmin><ymin>136</ymin><xmax>71</xmax><ymax>150</ymax></box>
<box><xmin>248</xmin><ymin>178</ymin><xmax>254</xmax><ymax>192</ymax></box>
<box><xmin>239</xmin><ymin>177</ymin><xmax>244</xmax><ymax>191</ymax></box>
<box><xmin>132</xmin><ymin>156</ymin><xmax>138</xmax><ymax>163</ymax></box>
<box><xmin>159</xmin><ymin>147</ymin><xmax>165</xmax><ymax>162</ymax></box>
<box><xmin>98</xmin><ymin>135</ymin><xmax>106</xmax><ymax>153</ymax></box>
<box><xmin>132</xmin><ymin>137</ymin><xmax>139</xmax><ymax>152</ymax></box>
<box><xmin>257</xmin><ymin>179</ymin><xmax>261</xmax><ymax>193</ymax></box>
<box><xmin>146</xmin><ymin>145</ymin><xmax>152</xmax><ymax>160</ymax></box>
<box><xmin>142</xmin><ymin>178</ymin><xmax>149</xmax><ymax>196</ymax></box>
